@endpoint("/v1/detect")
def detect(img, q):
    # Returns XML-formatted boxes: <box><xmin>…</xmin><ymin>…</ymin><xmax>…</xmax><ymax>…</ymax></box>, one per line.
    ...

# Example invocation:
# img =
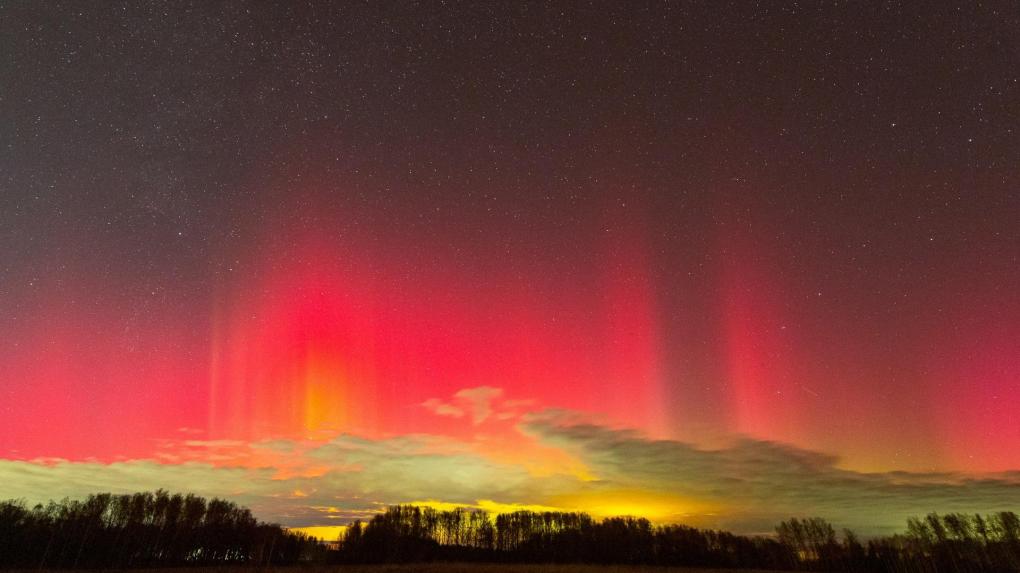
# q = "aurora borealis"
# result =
<box><xmin>2</xmin><ymin>2</ymin><xmax>1018</xmax><ymax>537</ymax></box>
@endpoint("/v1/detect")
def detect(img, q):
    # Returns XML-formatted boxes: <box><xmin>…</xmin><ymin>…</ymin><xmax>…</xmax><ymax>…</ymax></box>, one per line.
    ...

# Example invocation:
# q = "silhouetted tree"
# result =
<box><xmin>0</xmin><ymin>491</ymin><xmax>318</xmax><ymax>569</ymax></box>
<box><xmin>6</xmin><ymin>493</ymin><xmax>1018</xmax><ymax>572</ymax></box>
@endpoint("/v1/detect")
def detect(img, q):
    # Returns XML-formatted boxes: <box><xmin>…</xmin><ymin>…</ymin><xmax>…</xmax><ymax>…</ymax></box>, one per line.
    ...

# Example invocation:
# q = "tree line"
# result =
<box><xmin>337</xmin><ymin>505</ymin><xmax>1020</xmax><ymax>572</ymax></box>
<box><xmin>0</xmin><ymin>491</ymin><xmax>322</xmax><ymax>568</ymax></box>
<box><xmin>2</xmin><ymin>492</ymin><xmax>1018</xmax><ymax>572</ymax></box>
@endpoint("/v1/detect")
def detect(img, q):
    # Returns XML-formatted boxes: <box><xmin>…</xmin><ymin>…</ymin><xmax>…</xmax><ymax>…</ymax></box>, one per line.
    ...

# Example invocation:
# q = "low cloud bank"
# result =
<box><xmin>3</xmin><ymin>388</ymin><xmax>1018</xmax><ymax>536</ymax></box>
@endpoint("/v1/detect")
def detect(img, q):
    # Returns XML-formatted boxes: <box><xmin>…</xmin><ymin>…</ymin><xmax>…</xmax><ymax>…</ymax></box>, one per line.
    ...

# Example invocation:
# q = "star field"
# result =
<box><xmin>1</xmin><ymin>1</ymin><xmax>1018</xmax><ymax>532</ymax></box>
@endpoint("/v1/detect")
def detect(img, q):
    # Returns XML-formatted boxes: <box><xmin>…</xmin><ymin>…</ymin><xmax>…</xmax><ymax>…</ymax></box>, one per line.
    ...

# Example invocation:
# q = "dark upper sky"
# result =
<box><xmin>1</xmin><ymin>1</ymin><xmax>1018</xmax><ymax>478</ymax></box>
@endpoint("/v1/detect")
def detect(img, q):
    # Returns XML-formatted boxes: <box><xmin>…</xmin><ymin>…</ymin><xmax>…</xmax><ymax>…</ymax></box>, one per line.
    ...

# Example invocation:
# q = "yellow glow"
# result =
<box><xmin>287</xmin><ymin>525</ymin><xmax>347</xmax><ymax>541</ymax></box>
<box><xmin>406</xmin><ymin>499</ymin><xmax>566</xmax><ymax>515</ymax></box>
<box><xmin>550</xmin><ymin>490</ymin><xmax>708</xmax><ymax>522</ymax></box>
<box><xmin>404</xmin><ymin>493</ymin><xmax>708</xmax><ymax>522</ymax></box>
<box><xmin>289</xmin><ymin>495</ymin><xmax>715</xmax><ymax>538</ymax></box>
<box><xmin>475</xmin><ymin>499</ymin><xmax>566</xmax><ymax>514</ymax></box>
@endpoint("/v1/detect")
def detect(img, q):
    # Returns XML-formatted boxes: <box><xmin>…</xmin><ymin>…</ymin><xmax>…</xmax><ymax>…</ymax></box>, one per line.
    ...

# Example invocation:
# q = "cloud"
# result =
<box><xmin>423</xmin><ymin>386</ymin><xmax>506</xmax><ymax>425</ymax></box>
<box><xmin>0</xmin><ymin>459</ymin><xmax>277</xmax><ymax>509</ymax></box>
<box><xmin>0</xmin><ymin>430</ymin><xmax>577</xmax><ymax>529</ymax></box>
<box><xmin>455</xmin><ymin>386</ymin><xmax>503</xmax><ymax>424</ymax></box>
<box><xmin>3</xmin><ymin>398</ymin><xmax>1019</xmax><ymax>537</ymax></box>
<box><xmin>521</xmin><ymin>415</ymin><xmax>1020</xmax><ymax>535</ymax></box>
<box><xmin>421</xmin><ymin>398</ymin><xmax>465</xmax><ymax>419</ymax></box>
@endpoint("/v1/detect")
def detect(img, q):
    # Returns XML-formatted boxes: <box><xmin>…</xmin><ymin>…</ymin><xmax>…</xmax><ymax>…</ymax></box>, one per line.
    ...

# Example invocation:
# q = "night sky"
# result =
<box><xmin>2</xmin><ymin>2</ymin><xmax>1019</xmax><ymax>535</ymax></box>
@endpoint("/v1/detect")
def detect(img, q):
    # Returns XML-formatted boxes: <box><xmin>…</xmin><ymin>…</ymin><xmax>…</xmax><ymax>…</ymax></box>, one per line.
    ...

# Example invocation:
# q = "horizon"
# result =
<box><xmin>2</xmin><ymin>2</ymin><xmax>1018</xmax><ymax>540</ymax></box>
<box><xmin>5</xmin><ymin>491</ymin><xmax>1015</xmax><ymax>543</ymax></box>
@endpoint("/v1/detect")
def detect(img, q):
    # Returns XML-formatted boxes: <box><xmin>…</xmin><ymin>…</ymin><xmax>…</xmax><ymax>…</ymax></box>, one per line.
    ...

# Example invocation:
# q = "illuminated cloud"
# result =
<box><xmin>455</xmin><ymin>386</ymin><xmax>504</xmax><ymax>425</ymax></box>
<box><xmin>421</xmin><ymin>398</ymin><xmax>466</xmax><ymax>419</ymax></box>
<box><xmin>3</xmin><ymin>394</ymin><xmax>1019</xmax><ymax>537</ymax></box>
<box><xmin>421</xmin><ymin>386</ymin><xmax>509</xmax><ymax>425</ymax></box>
<box><xmin>523</xmin><ymin>415</ymin><xmax>1020</xmax><ymax>535</ymax></box>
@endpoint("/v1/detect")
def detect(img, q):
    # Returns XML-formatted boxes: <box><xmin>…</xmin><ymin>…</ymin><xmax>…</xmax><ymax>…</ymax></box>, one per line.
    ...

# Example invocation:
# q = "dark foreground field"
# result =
<box><xmin>29</xmin><ymin>565</ymin><xmax>784</xmax><ymax>573</ymax></box>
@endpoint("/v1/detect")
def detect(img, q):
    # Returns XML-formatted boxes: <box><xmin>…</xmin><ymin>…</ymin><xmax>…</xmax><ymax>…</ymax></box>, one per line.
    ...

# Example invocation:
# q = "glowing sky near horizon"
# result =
<box><xmin>1</xmin><ymin>2</ymin><xmax>1018</xmax><ymax>534</ymax></box>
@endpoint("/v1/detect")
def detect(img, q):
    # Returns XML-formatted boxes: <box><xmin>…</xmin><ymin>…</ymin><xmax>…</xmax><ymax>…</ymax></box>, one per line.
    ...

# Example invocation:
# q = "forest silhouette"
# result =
<box><xmin>0</xmin><ymin>491</ymin><xmax>321</xmax><ymax>568</ymax></box>
<box><xmin>2</xmin><ymin>491</ymin><xmax>1019</xmax><ymax>572</ymax></box>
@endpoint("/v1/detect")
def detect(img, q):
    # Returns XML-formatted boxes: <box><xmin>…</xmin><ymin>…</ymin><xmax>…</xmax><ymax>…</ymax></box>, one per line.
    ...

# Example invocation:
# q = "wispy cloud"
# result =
<box><xmin>421</xmin><ymin>386</ymin><xmax>511</xmax><ymax>425</ymax></box>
